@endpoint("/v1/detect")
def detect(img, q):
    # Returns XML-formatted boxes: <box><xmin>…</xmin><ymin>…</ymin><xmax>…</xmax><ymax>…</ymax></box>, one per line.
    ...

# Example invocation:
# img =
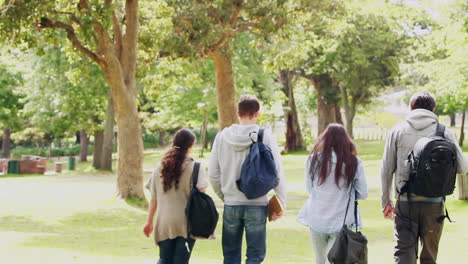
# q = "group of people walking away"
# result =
<box><xmin>143</xmin><ymin>92</ymin><xmax>468</xmax><ymax>264</ymax></box>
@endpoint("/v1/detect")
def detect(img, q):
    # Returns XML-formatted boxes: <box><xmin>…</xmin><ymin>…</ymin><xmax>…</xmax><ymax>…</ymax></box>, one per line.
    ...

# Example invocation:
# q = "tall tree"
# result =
<box><xmin>161</xmin><ymin>0</ymin><xmax>293</xmax><ymax>129</ymax></box>
<box><xmin>334</xmin><ymin>12</ymin><xmax>406</xmax><ymax>137</ymax></box>
<box><xmin>406</xmin><ymin>0</ymin><xmax>467</xmax><ymax>147</ymax></box>
<box><xmin>264</xmin><ymin>3</ymin><xmax>345</xmax><ymax>134</ymax></box>
<box><xmin>266</xmin><ymin>2</ymin><xmax>415</xmax><ymax>135</ymax></box>
<box><xmin>279</xmin><ymin>70</ymin><xmax>305</xmax><ymax>151</ymax></box>
<box><xmin>0</xmin><ymin>1</ymin><xmax>145</xmax><ymax>199</ymax></box>
<box><xmin>0</xmin><ymin>61</ymin><xmax>24</xmax><ymax>158</ymax></box>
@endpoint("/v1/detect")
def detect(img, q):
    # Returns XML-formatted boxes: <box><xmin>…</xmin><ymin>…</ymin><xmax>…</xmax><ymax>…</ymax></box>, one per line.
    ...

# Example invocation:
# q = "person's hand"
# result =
<box><xmin>270</xmin><ymin>212</ymin><xmax>283</xmax><ymax>222</ymax></box>
<box><xmin>383</xmin><ymin>202</ymin><xmax>394</xmax><ymax>220</ymax></box>
<box><xmin>143</xmin><ymin>223</ymin><xmax>153</xmax><ymax>237</ymax></box>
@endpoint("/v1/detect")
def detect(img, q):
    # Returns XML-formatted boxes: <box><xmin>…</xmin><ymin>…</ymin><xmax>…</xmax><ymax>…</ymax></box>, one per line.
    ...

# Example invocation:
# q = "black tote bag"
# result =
<box><xmin>327</xmin><ymin>183</ymin><xmax>368</xmax><ymax>264</ymax></box>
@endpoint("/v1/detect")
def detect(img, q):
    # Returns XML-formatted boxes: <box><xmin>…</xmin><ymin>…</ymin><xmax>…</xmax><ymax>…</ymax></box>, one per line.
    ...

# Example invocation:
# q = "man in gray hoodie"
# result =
<box><xmin>209</xmin><ymin>95</ymin><xmax>287</xmax><ymax>264</ymax></box>
<box><xmin>381</xmin><ymin>92</ymin><xmax>468</xmax><ymax>264</ymax></box>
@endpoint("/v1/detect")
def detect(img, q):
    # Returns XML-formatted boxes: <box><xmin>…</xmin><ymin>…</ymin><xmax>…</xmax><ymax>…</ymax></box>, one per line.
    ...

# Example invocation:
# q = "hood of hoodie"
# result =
<box><xmin>221</xmin><ymin>124</ymin><xmax>259</xmax><ymax>151</ymax></box>
<box><xmin>406</xmin><ymin>109</ymin><xmax>438</xmax><ymax>130</ymax></box>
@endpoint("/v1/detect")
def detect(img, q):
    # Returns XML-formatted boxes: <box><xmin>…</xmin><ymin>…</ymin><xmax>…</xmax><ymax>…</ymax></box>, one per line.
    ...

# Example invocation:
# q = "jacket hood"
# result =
<box><xmin>406</xmin><ymin>109</ymin><xmax>438</xmax><ymax>130</ymax></box>
<box><xmin>221</xmin><ymin>124</ymin><xmax>259</xmax><ymax>151</ymax></box>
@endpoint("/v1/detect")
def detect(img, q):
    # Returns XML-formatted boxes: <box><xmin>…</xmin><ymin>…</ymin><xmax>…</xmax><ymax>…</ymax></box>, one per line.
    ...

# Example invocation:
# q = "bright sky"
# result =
<box><xmin>389</xmin><ymin>0</ymin><xmax>459</xmax><ymax>19</ymax></box>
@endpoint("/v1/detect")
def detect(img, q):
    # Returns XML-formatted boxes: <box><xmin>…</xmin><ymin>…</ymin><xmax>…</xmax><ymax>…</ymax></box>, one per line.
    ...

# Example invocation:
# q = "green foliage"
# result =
<box><xmin>334</xmin><ymin>12</ymin><xmax>407</xmax><ymax>104</ymax></box>
<box><xmin>17</xmin><ymin>45</ymin><xmax>107</xmax><ymax>141</ymax></box>
<box><xmin>266</xmin><ymin>2</ymin><xmax>412</xmax><ymax>111</ymax></box>
<box><xmin>140</xmin><ymin>56</ymin><xmax>217</xmax><ymax>131</ymax></box>
<box><xmin>402</xmin><ymin>0</ymin><xmax>467</xmax><ymax>115</ymax></box>
<box><xmin>160</xmin><ymin>0</ymin><xmax>290</xmax><ymax>55</ymax></box>
<box><xmin>0</xmin><ymin>52</ymin><xmax>25</xmax><ymax>131</ymax></box>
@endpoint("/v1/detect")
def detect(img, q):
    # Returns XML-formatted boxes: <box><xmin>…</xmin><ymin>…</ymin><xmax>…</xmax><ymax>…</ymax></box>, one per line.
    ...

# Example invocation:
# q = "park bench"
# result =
<box><xmin>19</xmin><ymin>155</ymin><xmax>47</xmax><ymax>174</ymax></box>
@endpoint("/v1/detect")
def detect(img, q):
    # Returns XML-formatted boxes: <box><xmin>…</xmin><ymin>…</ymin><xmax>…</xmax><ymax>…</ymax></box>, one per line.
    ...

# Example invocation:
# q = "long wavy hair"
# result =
<box><xmin>161</xmin><ymin>128</ymin><xmax>196</xmax><ymax>192</ymax></box>
<box><xmin>310</xmin><ymin>123</ymin><xmax>357</xmax><ymax>187</ymax></box>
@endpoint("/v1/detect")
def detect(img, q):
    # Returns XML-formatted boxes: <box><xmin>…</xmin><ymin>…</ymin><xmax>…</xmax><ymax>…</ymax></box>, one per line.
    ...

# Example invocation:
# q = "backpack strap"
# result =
<box><xmin>191</xmin><ymin>162</ymin><xmax>200</xmax><ymax>190</ymax></box>
<box><xmin>354</xmin><ymin>199</ymin><xmax>359</xmax><ymax>233</ymax></box>
<box><xmin>248</xmin><ymin>128</ymin><xmax>265</xmax><ymax>143</ymax></box>
<box><xmin>342</xmin><ymin>181</ymin><xmax>355</xmax><ymax>227</ymax></box>
<box><xmin>437</xmin><ymin>197</ymin><xmax>453</xmax><ymax>223</ymax></box>
<box><xmin>436</xmin><ymin>123</ymin><xmax>445</xmax><ymax>138</ymax></box>
<box><xmin>258</xmin><ymin>128</ymin><xmax>265</xmax><ymax>143</ymax></box>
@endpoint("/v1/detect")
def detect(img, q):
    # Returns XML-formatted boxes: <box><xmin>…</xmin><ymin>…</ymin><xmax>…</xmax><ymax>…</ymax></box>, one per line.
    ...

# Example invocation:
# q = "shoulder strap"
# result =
<box><xmin>258</xmin><ymin>128</ymin><xmax>264</xmax><ymax>143</ymax></box>
<box><xmin>342</xmin><ymin>182</ymin><xmax>354</xmax><ymax>226</ymax></box>
<box><xmin>354</xmin><ymin>200</ymin><xmax>359</xmax><ymax>232</ymax></box>
<box><xmin>191</xmin><ymin>162</ymin><xmax>200</xmax><ymax>189</ymax></box>
<box><xmin>436</xmin><ymin>123</ymin><xmax>445</xmax><ymax>138</ymax></box>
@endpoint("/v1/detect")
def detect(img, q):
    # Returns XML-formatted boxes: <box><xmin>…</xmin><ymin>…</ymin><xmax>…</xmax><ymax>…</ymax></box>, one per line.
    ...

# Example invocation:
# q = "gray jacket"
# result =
<box><xmin>208</xmin><ymin>124</ymin><xmax>287</xmax><ymax>209</ymax></box>
<box><xmin>381</xmin><ymin>109</ymin><xmax>468</xmax><ymax>208</ymax></box>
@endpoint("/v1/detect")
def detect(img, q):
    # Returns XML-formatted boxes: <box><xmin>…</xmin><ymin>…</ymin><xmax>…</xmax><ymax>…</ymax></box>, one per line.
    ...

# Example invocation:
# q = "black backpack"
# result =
<box><xmin>406</xmin><ymin>123</ymin><xmax>458</xmax><ymax>197</ymax></box>
<box><xmin>185</xmin><ymin>162</ymin><xmax>219</xmax><ymax>238</ymax></box>
<box><xmin>237</xmin><ymin>128</ymin><xmax>279</xmax><ymax>200</ymax></box>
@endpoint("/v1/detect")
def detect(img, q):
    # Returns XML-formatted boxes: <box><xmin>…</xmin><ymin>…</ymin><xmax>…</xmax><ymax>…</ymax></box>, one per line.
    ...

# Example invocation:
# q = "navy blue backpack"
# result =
<box><xmin>236</xmin><ymin>128</ymin><xmax>279</xmax><ymax>199</ymax></box>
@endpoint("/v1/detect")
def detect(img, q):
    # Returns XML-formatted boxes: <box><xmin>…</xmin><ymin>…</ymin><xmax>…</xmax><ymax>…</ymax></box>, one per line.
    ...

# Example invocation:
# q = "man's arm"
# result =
<box><xmin>208</xmin><ymin>133</ymin><xmax>224</xmax><ymax>201</ymax></box>
<box><xmin>445</xmin><ymin>129</ymin><xmax>468</xmax><ymax>174</ymax></box>
<box><xmin>381</xmin><ymin>128</ymin><xmax>398</xmax><ymax>214</ymax></box>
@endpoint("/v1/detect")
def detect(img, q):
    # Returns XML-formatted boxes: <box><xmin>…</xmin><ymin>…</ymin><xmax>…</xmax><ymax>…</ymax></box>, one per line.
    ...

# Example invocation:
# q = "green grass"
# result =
<box><xmin>0</xmin><ymin>140</ymin><xmax>467</xmax><ymax>264</ymax></box>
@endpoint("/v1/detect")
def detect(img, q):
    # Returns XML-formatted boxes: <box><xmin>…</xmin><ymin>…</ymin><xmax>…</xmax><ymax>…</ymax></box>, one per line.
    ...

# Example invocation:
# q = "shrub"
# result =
<box><xmin>10</xmin><ymin>144</ymin><xmax>91</xmax><ymax>158</ymax></box>
<box><xmin>143</xmin><ymin>134</ymin><xmax>159</xmax><ymax>149</ymax></box>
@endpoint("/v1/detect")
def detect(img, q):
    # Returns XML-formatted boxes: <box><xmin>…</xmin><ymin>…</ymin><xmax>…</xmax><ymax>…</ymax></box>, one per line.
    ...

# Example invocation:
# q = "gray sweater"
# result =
<box><xmin>381</xmin><ymin>109</ymin><xmax>468</xmax><ymax>208</ymax></box>
<box><xmin>208</xmin><ymin>124</ymin><xmax>287</xmax><ymax>209</ymax></box>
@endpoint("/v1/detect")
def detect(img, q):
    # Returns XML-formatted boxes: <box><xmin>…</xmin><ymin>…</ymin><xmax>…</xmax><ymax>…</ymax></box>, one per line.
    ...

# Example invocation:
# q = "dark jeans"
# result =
<box><xmin>394</xmin><ymin>201</ymin><xmax>444</xmax><ymax>264</ymax></box>
<box><xmin>222</xmin><ymin>205</ymin><xmax>267</xmax><ymax>264</ymax></box>
<box><xmin>157</xmin><ymin>237</ymin><xmax>195</xmax><ymax>264</ymax></box>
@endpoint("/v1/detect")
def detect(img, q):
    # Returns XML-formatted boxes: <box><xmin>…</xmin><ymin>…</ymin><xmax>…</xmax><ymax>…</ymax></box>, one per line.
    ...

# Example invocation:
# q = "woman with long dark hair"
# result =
<box><xmin>297</xmin><ymin>124</ymin><xmax>368</xmax><ymax>264</ymax></box>
<box><xmin>143</xmin><ymin>128</ymin><xmax>208</xmax><ymax>264</ymax></box>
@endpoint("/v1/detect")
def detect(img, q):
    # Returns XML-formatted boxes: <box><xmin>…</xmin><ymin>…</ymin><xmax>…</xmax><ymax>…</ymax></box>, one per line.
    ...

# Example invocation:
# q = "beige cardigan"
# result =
<box><xmin>145</xmin><ymin>158</ymin><xmax>208</xmax><ymax>243</ymax></box>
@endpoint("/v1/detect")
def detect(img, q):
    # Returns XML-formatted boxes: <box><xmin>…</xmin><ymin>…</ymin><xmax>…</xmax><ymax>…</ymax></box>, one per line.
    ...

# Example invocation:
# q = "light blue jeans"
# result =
<box><xmin>310</xmin><ymin>229</ymin><xmax>338</xmax><ymax>264</ymax></box>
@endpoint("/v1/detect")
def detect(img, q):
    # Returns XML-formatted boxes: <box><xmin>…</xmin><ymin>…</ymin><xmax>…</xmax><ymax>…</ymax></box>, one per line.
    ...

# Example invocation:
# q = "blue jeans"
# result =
<box><xmin>157</xmin><ymin>237</ymin><xmax>195</xmax><ymax>264</ymax></box>
<box><xmin>222</xmin><ymin>205</ymin><xmax>267</xmax><ymax>264</ymax></box>
<box><xmin>310</xmin><ymin>229</ymin><xmax>338</xmax><ymax>264</ymax></box>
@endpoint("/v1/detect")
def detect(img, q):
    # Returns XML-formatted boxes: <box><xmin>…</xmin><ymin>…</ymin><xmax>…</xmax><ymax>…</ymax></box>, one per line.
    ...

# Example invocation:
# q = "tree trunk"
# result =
<box><xmin>203</xmin><ymin>125</ymin><xmax>209</xmax><ymax>149</ymax></box>
<box><xmin>458</xmin><ymin>173</ymin><xmax>468</xmax><ymax>200</ymax></box>
<box><xmin>100</xmin><ymin>92</ymin><xmax>115</xmax><ymax>171</ymax></box>
<box><xmin>199</xmin><ymin>113</ymin><xmax>209</xmax><ymax>158</ymax></box>
<box><xmin>334</xmin><ymin>103</ymin><xmax>343</xmax><ymax>125</ymax></box>
<box><xmin>332</xmin><ymin>79</ymin><xmax>343</xmax><ymax>126</ymax></box>
<box><xmin>75</xmin><ymin>131</ymin><xmax>80</xmax><ymax>144</ymax></box>
<box><xmin>2</xmin><ymin>128</ymin><xmax>11</xmax><ymax>158</ymax></box>
<box><xmin>211</xmin><ymin>45</ymin><xmax>239</xmax><ymax>130</ymax></box>
<box><xmin>92</xmin><ymin>130</ymin><xmax>104</xmax><ymax>169</ymax></box>
<box><xmin>312</xmin><ymin>73</ymin><xmax>339</xmax><ymax>135</ymax></box>
<box><xmin>79</xmin><ymin>130</ymin><xmax>89</xmax><ymax>162</ymax></box>
<box><xmin>94</xmin><ymin>0</ymin><xmax>144</xmax><ymax>199</ymax></box>
<box><xmin>450</xmin><ymin>113</ymin><xmax>456</xmax><ymax>127</ymax></box>
<box><xmin>341</xmin><ymin>86</ymin><xmax>355</xmax><ymax>138</ymax></box>
<box><xmin>459</xmin><ymin>110</ymin><xmax>465</xmax><ymax>147</ymax></box>
<box><xmin>159</xmin><ymin>131</ymin><xmax>166</xmax><ymax>146</ymax></box>
<box><xmin>279</xmin><ymin>70</ymin><xmax>305</xmax><ymax>152</ymax></box>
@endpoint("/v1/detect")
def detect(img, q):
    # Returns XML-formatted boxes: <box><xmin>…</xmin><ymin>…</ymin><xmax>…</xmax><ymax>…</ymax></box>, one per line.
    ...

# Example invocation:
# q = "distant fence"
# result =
<box><xmin>353</xmin><ymin>128</ymin><xmax>390</xmax><ymax>140</ymax></box>
<box><xmin>353</xmin><ymin>127</ymin><xmax>465</xmax><ymax>141</ymax></box>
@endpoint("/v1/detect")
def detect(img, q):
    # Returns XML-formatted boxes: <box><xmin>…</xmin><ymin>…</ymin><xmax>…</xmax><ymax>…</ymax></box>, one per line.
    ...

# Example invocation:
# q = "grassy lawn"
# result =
<box><xmin>0</xmin><ymin>140</ymin><xmax>467</xmax><ymax>263</ymax></box>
